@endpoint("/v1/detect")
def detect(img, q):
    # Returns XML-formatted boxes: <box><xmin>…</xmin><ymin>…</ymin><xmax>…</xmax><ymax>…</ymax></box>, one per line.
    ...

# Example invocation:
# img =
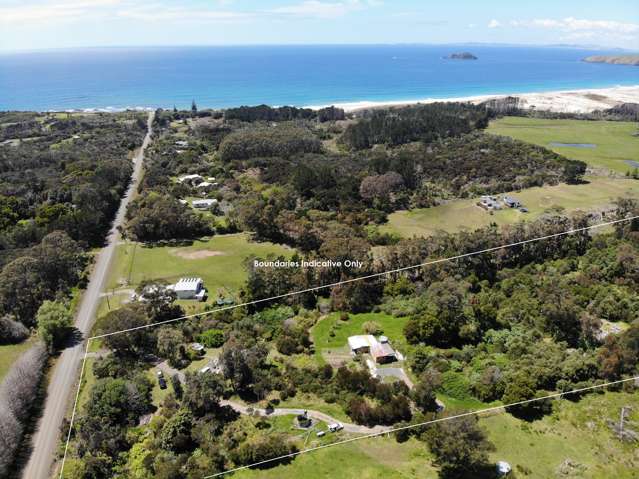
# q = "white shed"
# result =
<box><xmin>169</xmin><ymin>277</ymin><xmax>206</xmax><ymax>301</ymax></box>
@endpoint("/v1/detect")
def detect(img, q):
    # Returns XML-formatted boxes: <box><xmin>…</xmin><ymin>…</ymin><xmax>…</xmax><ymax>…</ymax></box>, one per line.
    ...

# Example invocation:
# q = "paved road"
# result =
<box><xmin>22</xmin><ymin>112</ymin><xmax>154</xmax><ymax>479</ymax></box>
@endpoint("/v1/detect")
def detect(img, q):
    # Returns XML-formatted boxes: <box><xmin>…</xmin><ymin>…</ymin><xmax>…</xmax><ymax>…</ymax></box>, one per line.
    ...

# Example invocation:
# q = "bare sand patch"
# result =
<box><xmin>170</xmin><ymin>249</ymin><xmax>226</xmax><ymax>259</ymax></box>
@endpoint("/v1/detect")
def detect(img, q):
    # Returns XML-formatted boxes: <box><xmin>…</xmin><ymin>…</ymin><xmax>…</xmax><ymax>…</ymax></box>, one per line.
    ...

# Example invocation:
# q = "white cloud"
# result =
<box><xmin>488</xmin><ymin>19</ymin><xmax>501</xmax><ymax>28</ymax></box>
<box><xmin>512</xmin><ymin>17</ymin><xmax>639</xmax><ymax>34</ymax></box>
<box><xmin>0</xmin><ymin>0</ymin><xmax>121</xmax><ymax>23</ymax></box>
<box><xmin>116</xmin><ymin>4</ymin><xmax>249</xmax><ymax>22</ymax></box>
<box><xmin>269</xmin><ymin>0</ymin><xmax>380</xmax><ymax>19</ymax></box>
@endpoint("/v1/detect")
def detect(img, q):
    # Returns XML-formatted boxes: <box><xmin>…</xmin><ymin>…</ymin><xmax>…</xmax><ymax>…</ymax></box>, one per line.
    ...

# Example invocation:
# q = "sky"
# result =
<box><xmin>0</xmin><ymin>0</ymin><xmax>638</xmax><ymax>52</ymax></box>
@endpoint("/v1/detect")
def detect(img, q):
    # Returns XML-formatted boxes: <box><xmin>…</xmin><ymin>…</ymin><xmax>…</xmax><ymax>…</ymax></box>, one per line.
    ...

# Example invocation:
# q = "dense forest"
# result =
<box><xmin>0</xmin><ymin>111</ymin><xmax>146</xmax><ymax>477</ymax></box>
<box><xmin>128</xmin><ymin>103</ymin><xmax>585</xmax><ymax>247</ymax></box>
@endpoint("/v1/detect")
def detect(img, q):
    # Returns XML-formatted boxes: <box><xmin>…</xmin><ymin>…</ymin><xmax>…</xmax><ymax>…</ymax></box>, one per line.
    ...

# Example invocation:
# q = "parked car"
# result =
<box><xmin>519</xmin><ymin>207</ymin><xmax>529</xmax><ymax>213</ymax></box>
<box><xmin>158</xmin><ymin>377</ymin><xmax>167</xmax><ymax>389</ymax></box>
<box><xmin>156</xmin><ymin>370</ymin><xmax>164</xmax><ymax>378</ymax></box>
<box><xmin>316</xmin><ymin>430</ymin><xmax>326</xmax><ymax>437</ymax></box>
<box><xmin>328</xmin><ymin>423</ymin><xmax>343</xmax><ymax>432</ymax></box>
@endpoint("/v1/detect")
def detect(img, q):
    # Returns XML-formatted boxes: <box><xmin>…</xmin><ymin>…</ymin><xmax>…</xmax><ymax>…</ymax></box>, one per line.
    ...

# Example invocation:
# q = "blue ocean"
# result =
<box><xmin>0</xmin><ymin>45</ymin><xmax>637</xmax><ymax>111</ymax></box>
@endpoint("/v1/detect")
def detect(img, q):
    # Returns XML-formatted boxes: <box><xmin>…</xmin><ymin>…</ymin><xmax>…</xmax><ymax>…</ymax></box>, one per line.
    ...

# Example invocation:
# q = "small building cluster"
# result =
<box><xmin>478</xmin><ymin>195</ymin><xmax>527</xmax><ymax>213</ymax></box>
<box><xmin>347</xmin><ymin>335</ymin><xmax>397</xmax><ymax>364</ymax></box>
<box><xmin>167</xmin><ymin>277</ymin><xmax>207</xmax><ymax>301</ymax></box>
<box><xmin>177</xmin><ymin>174</ymin><xmax>219</xmax><ymax>190</ymax></box>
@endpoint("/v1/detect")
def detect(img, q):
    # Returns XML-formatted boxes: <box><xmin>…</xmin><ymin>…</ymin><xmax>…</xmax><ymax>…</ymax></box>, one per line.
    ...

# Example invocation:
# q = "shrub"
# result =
<box><xmin>197</xmin><ymin>329</ymin><xmax>225</xmax><ymax>348</ymax></box>
<box><xmin>0</xmin><ymin>315</ymin><xmax>29</xmax><ymax>344</ymax></box>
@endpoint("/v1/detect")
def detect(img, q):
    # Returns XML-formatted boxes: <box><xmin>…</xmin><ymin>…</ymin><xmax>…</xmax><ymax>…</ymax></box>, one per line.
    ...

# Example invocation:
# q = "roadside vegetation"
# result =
<box><xmin>0</xmin><ymin>111</ymin><xmax>147</xmax><ymax>477</ymax></box>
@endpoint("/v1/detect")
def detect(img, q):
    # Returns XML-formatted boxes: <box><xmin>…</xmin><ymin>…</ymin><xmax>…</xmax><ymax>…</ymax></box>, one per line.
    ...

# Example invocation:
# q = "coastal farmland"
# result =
<box><xmin>105</xmin><ymin>233</ymin><xmax>293</xmax><ymax>306</ymax></box>
<box><xmin>487</xmin><ymin>117</ymin><xmax>639</xmax><ymax>174</ymax></box>
<box><xmin>382</xmin><ymin>176</ymin><xmax>639</xmax><ymax>238</ymax></box>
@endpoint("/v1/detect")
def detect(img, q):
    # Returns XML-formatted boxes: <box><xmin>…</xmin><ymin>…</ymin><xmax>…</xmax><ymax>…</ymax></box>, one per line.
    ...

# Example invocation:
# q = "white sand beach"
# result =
<box><xmin>310</xmin><ymin>85</ymin><xmax>639</xmax><ymax>114</ymax></box>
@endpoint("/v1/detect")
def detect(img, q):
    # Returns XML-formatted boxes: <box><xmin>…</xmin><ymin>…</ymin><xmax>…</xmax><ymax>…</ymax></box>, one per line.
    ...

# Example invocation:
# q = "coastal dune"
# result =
<box><xmin>312</xmin><ymin>85</ymin><xmax>639</xmax><ymax>114</ymax></box>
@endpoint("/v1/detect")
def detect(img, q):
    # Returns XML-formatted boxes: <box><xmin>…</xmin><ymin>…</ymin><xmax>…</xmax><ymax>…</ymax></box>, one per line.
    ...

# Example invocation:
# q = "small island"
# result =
<box><xmin>583</xmin><ymin>55</ymin><xmax>639</xmax><ymax>66</ymax></box>
<box><xmin>446</xmin><ymin>52</ymin><xmax>478</xmax><ymax>60</ymax></box>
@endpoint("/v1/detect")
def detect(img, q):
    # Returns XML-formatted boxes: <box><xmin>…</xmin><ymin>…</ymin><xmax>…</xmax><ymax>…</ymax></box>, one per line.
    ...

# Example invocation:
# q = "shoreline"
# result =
<box><xmin>14</xmin><ymin>85</ymin><xmax>639</xmax><ymax>115</ymax></box>
<box><xmin>307</xmin><ymin>85</ymin><xmax>639</xmax><ymax>114</ymax></box>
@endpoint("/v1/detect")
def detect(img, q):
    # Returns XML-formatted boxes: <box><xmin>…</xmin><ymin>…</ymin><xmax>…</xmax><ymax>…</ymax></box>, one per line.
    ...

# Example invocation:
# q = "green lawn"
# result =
<box><xmin>106</xmin><ymin>233</ymin><xmax>293</xmax><ymax>309</ymax></box>
<box><xmin>0</xmin><ymin>339</ymin><xmax>34</xmax><ymax>382</ymax></box>
<box><xmin>487</xmin><ymin>117</ymin><xmax>639</xmax><ymax>174</ymax></box>
<box><xmin>311</xmin><ymin>312</ymin><xmax>410</xmax><ymax>364</ymax></box>
<box><xmin>383</xmin><ymin>176</ymin><xmax>639</xmax><ymax>238</ymax></box>
<box><xmin>483</xmin><ymin>390</ymin><xmax>639</xmax><ymax>478</ymax></box>
<box><xmin>233</xmin><ymin>436</ymin><xmax>436</xmax><ymax>479</ymax></box>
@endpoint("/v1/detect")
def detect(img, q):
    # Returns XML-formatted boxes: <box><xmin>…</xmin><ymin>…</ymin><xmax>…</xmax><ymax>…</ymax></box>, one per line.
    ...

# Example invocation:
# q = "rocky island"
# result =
<box><xmin>583</xmin><ymin>55</ymin><xmax>639</xmax><ymax>66</ymax></box>
<box><xmin>445</xmin><ymin>52</ymin><xmax>478</xmax><ymax>60</ymax></box>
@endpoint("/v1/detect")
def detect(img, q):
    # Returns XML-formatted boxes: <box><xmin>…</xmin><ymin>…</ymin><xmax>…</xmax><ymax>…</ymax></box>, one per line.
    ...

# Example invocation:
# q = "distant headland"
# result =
<box><xmin>445</xmin><ymin>52</ymin><xmax>478</xmax><ymax>60</ymax></box>
<box><xmin>583</xmin><ymin>55</ymin><xmax>639</xmax><ymax>66</ymax></box>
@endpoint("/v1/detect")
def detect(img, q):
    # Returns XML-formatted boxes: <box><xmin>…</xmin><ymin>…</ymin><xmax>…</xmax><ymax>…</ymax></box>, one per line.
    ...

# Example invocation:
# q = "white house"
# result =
<box><xmin>177</xmin><ymin>174</ymin><xmax>203</xmax><ymax>185</ymax></box>
<box><xmin>347</xmin><ymin>335</ymin><xmax>377</xmax><ymax>354</ymax></box>
<box><xmin>195</xmin><ymin>181</ymin><xmax>216</xmax><ymax>192</ymax></box>
<box><xmin>168</xmin><ymin>277</ymin><xmax>206</xmax><ymax>301</ymax></box>
<box><xmin>192</xmin><ymin>199</ymin><xmax>218</xmax><ymax>209</ymax></box>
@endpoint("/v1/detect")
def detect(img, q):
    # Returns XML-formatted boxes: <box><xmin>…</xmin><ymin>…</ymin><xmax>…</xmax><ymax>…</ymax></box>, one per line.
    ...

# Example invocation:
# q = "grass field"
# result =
<box><xmin>0</xmin><ymin>339</ymin><xmax>34</xmax><ymax>382</ymax></box>
<box><xmin>233</xmin><ymin>436</ymin><xmax>436</xmax><ymax>479</ymax></box>
<box><xmin>233</xmin><ymin>390</ymin><xmax>639</xmax><ymax>479</ymax></box>
<box><xmin>483</xmin><ymin>390</ymin><xmax>639</xmax><ymax>478</ymax></box>
<box><xmin>311</xmin><ymin>312</ymin><xmax>410</xmax><ymax>365</ymax></box>
<box><xmin>106</xmin><ymin>233</ymin><xmax>293</xmax><ymax>308</ymax></box>
<box><xmin>382</xmin><ymin>176</ymin><xmax>639</xmax><ymax>238</ymax></box>
<box><xmin>487</xmin><ymin>117</ymin><xmax>639</xmax><ymax>174</ymax></box>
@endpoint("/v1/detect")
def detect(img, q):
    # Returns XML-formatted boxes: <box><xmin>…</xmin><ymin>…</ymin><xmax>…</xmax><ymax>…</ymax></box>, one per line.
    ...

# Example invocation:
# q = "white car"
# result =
<box><xmin>316</xmin><ymin>431</ymin><xmax>326</xmax><ymax>437</ymax></box>
<box><xmin>328</xmin><ymin>423</ymin><xmax>343</xmax><ymax>432</ymax></box>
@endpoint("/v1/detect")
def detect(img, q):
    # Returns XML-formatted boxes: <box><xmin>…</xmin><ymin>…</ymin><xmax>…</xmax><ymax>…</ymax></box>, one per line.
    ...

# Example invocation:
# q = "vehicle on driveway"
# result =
<box><xmin>328</xmin><ymin>423</ymin><xmax>343</xmax><ymax>432</ymax></box>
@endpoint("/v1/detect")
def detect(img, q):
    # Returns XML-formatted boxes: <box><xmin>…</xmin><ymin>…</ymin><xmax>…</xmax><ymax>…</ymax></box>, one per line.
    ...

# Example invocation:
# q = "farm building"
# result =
<box><xmin>348</xmin><ymin>335</ymin><xmax>377</xmax><ymax>354</ymax></box>
<box><xmin>348</xmin><ymin>335</ymin><xmax>398</xmax><ymax>363</ymax></box>
<box><xmin>479</xmin><ymin>195</ymin><xmax>501</xmax><ymax>210</ymax></box>
<box><xmin>168</xmin><ymin>277</ymin><xmax>207</xmax><ymax>301</ymax></box>
<box><xmin>503</xmin><ymin>195</ymin><xmax>521</xmax><ymax>208</ymax></box>
<box><xmin>371</xmin><ymin>342</ymin><xmax>397</xmax><ymax>364</ymax></box>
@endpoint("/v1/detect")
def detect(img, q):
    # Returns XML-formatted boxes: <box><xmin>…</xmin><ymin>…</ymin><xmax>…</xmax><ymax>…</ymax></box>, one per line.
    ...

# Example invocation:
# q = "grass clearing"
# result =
<box><xmin>233</xmin><ymin>436</ymin><xmax>436</xmax><ymax>479</ymax></box>
<box><xmin>0</xmin><ymin>338</ymin><xmax>35</xmax><ymax>382</ymax></box>
<box><xmin>233</xmin><ymin>390</ymin><xmax>638</xmax><ymax>479</ymax></box>
<box><xmin>487</xmin><ymin>117</ymin><xmax>639</xmax><ymax>174</ymax></box>
<box><xmin>483</xmin><ymin>390</ymin><xmax>639</xmax><ymax>478</ymax></box>
<box><xmin>382</xmin><ymin>176</ymin><xmax>639</xmax><ymax>238</ymax></box>
<box><xmin>311</xmin><ymin>312</ymin><xmax>410</xmax><ymax>365</ymax></box>
<box><xmin>106</xmin><ymin>233</ymin><xmax>293</xmax><ymax>311</ymax></box>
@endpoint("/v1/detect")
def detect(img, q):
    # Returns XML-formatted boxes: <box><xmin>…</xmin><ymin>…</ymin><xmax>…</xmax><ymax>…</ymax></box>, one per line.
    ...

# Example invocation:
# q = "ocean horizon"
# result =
<box><xmin>1</xmin><ymin>44</ymin><xmax>638</xmax><ymax>112</ymax></box>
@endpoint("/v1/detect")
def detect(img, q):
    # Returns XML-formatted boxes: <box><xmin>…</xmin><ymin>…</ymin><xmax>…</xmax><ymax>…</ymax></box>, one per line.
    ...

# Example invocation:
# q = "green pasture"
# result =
<box><xmin>383</xmin><ymin>176</ymin><xmax>639</xmax><ymax>238</ymax></box>
<box><xmin>106</xmin><ymin>233</ymin><xmax>293</xmax><ymax>305</ymax></box>
<box><xmin>487</xmin><ymin>117</ymin><xmax>639</xmax><ymax>174</ymax></box>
